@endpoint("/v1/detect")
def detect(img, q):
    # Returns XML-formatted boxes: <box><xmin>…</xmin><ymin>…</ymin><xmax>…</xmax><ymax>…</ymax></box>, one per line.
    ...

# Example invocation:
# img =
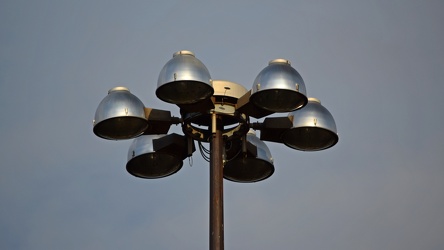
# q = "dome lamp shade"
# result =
<box><xmin>282</xmin><ymin>98</ymin><xmax>338</xmax><ymax>151</ymax></box>
<box><xmin>93</xmin><ymin>87</ymin><xmax>148</xmax><ymax>140</ymax></box>
<box><xmin>126</xmin><ymin>134</ymin><xmax>184</xmax><ymax>179</ymax></box>
<box><xmin>156</xmin><ymin>50</ymin><xmax>214</xmax><ymax>105</ymax></box>
<box><xmin>250</xmin><ymin>59</ymin><xmax>308</xmax><ymax>112</ymax></box>
<box><xmin>224</xmin><ymin>130</ymin><xmax>274</xmax><ymax>183</ymax></box>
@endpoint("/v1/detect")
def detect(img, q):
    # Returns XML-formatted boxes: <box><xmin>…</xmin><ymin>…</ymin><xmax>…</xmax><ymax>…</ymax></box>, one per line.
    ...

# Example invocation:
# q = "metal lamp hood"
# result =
<box><xmin>283</xmin><ymin>98</ymin><xmax>338</xmax><ymax>151</ymax></box>
<box><xmin>250</xmin><ymin>59</ymin><xmax>308</xmax><ymax>112</ymax></box>
<box><xmin>126</xmin><ymin>134</ymin><xmax>183</xmax><ymax>179</ymax></box>
<box><xmin>156</xmin><ymin>50</ymin><xmax>214</xmax><ymax>105</ymax></box>
<box><xmin>223</xmin><ymin>130</ymin><xmax>274</xmax><ymax>183</ymax></box>
<box><xmin>93</xmin><ymin>87</ymin><xmax>148</xmax><ymax>140</ymax></box>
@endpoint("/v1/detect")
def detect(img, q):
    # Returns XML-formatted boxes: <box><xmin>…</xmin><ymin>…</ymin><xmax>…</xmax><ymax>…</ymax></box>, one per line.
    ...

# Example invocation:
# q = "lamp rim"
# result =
<box><xmin>126</xmin><ymin>152</ymin><xmax>183</xmax><ymax>179</ymax></box>
<box><xmin>223</xmin><ymin>157</ymin><xmax>275</xmax><ymax>183</ymax></box>
<box><xmin>281</xmin><ymin>126</ymin><xmax>339</xmax><ymax>151</ymax></box>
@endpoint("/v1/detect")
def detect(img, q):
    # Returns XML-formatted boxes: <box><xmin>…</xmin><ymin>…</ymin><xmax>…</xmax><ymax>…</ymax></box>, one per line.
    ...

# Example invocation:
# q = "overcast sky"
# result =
<box><xmin>1</xmin><ymin>0</ymin><xmax>443</xmax><ymax>249</ymax></box>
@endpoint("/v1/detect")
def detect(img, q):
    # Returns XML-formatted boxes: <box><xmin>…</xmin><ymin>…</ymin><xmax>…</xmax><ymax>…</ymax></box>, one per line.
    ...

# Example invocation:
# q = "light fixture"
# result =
<box><xmin>156</xmin><ymin>50</ymin><xmax>214</xmax><ymax>105</ymax></box>
<box><xmin>93</xmin><ymin>50</ymin><xmax>338</xmax><ymax>250</ymax></box>
<box><xmin>249</xmin><ymin>59</ymin><xmax>307</xmax><ymax>112</ymax></box>
<box><xmin>126</xmin><ymin>134</ymin><xmax>192</xmax><ymax>178</ymax></box>
<box><xmin>282</xmin><ymin>97</ymin><xmax>338</xmax><ymax>151</ymax></box>
<box><xmin>223</xmin><ymin>130</ymin><xmax>274</xmax><ymax>183</ymax></box>
<box><xmin>93</xmin><ymin>87</ymin><xmax>148</xmax><ymax>140</ymax></box>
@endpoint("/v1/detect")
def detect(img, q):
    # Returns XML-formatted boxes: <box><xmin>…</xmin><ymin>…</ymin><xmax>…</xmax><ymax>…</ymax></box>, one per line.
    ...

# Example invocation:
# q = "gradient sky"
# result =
<box><xmin>1</xmin><ymin>0</ymin><xmax>443</xmax><ymax>249</ymax></box>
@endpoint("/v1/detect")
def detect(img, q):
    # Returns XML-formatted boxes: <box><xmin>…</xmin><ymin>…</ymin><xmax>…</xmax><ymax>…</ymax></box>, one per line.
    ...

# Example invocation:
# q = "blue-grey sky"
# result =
<box><xmin>1</xmin><ymin>0</ymin><xmax>443</xmax><ymax>249</ymax></box>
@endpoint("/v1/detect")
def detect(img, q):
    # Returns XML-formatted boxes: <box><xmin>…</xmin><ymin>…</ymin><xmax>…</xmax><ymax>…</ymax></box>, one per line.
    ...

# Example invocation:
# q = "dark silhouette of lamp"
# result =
<box><xmin>224</xmin><ymin>130</ymin><xmax>274</xmax><ymax>183</ymax></box>
<box><xmin>126</xmin><ymin>133</ymin><xmax>193</xmax><ymax>179</ymax></box>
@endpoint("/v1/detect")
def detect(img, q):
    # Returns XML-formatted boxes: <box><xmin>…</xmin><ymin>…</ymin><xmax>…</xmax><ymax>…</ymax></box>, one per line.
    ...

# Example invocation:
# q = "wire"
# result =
<box><xmin>188</xmin><ymin>155</ymin><xmax>193</xmax><ymax>167</ymax></box>
<box><xmin>198</xmin><ymin>141</ymin><xmax>211</xmax><ymax>162</ymax></box>
<box><xmin>200</xmin><ymin>142</ymin><xmax>211</xmax><ymax>154</ymax></box>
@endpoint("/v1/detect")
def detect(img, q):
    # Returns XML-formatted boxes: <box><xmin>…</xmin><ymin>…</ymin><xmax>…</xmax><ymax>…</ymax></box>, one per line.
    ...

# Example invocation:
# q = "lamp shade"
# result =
<box><xmin>250</xmin><ymin>59</ymin><xmax>307</xmax><ymax>112</ymax></box>
<box><xmin>282</xmin><ymin>98</ymin><xmax>338</xmax><ymax>151</ymax></box>
<box><xmin>156</xmin><ymin>50</ymin><xmax>213</xmax><ymax>104</ymax></box>
<box><xmin>93</xmin><ymin>87</ymin><xmax>148</xmax><ymax>140</ymax></box>
<box><xmin>126</xmin><ymin>135</ymin><xmax>183</xmax><ymax>179</ymax></box>
<box><xmin>224</xmin><ymin>130</ymin><xmax>274</xmax><ymax>183</ymax></box>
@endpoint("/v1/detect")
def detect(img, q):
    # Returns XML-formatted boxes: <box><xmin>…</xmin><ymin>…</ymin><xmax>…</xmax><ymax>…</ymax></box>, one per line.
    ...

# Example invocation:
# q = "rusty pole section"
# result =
<box><xmin>210</xmin><ymin>113</ymin><xmax>224</xmax><ymax>250</ymax></box>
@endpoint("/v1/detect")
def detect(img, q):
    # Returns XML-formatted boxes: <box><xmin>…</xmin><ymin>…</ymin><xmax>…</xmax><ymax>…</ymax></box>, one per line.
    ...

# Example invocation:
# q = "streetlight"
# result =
<box><xmin>92</xmin><ymin>50</ymin><xmax>338</xmax><ymax>250</ymax></box>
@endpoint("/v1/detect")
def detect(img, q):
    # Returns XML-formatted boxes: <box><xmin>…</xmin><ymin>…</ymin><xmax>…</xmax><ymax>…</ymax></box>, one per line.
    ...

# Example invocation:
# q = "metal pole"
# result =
<box><xmin>210</xmin><ymin>113</ymin><xmax>224</xmax><ymax>250</ymax></box>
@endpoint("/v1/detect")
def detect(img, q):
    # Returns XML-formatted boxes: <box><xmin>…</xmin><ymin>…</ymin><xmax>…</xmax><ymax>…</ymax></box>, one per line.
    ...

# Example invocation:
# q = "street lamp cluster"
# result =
<box><xmin>93</xmin><ymin>50</ymin><xmax>338</xmax><ymax>250</ymax></box>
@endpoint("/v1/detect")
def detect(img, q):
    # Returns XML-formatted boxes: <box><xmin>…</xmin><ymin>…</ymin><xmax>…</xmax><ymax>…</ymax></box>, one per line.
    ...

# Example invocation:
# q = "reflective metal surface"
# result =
<box><xmin>250</xmin><ymin>59</ymin><xmax>307</xmax><ymax>112</ymax></box>
<box><xmin>126</xmin><ymin>134</ymin><xmax>183</xmax><ymax>178</ymax></box>
<box><xmin>283</xmin><ymin>98</ymin><xmax>338</xmax><ymax>151</ymax></box>
<box><xmin>224</xmin><ymin>130</ymin><xmax>274</xmax><ymax>183</ymax></box>
<box><xmin>156</xmin><ymin>50</ymin><xmax>214</xmax><ymax>104</ymax></box>
<box><xmin>93</xmin><ymin>87</ymin><xmax>148</xmax><ymax>140</ymax></box>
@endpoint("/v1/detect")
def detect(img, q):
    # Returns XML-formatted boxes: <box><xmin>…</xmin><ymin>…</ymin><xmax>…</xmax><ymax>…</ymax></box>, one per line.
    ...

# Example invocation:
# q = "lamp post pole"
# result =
<box><xmin>210</xmin><ymin>113</ymin><xmax>224</xmax><ymax>250</ymax></box>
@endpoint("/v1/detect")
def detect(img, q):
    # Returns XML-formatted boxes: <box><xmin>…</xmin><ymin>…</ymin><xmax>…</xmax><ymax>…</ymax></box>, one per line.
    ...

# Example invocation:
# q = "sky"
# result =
<box><xmin>1</xmin><ymin>0</ymin><xmax>443</xmax><ymax>249</ymax></box>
